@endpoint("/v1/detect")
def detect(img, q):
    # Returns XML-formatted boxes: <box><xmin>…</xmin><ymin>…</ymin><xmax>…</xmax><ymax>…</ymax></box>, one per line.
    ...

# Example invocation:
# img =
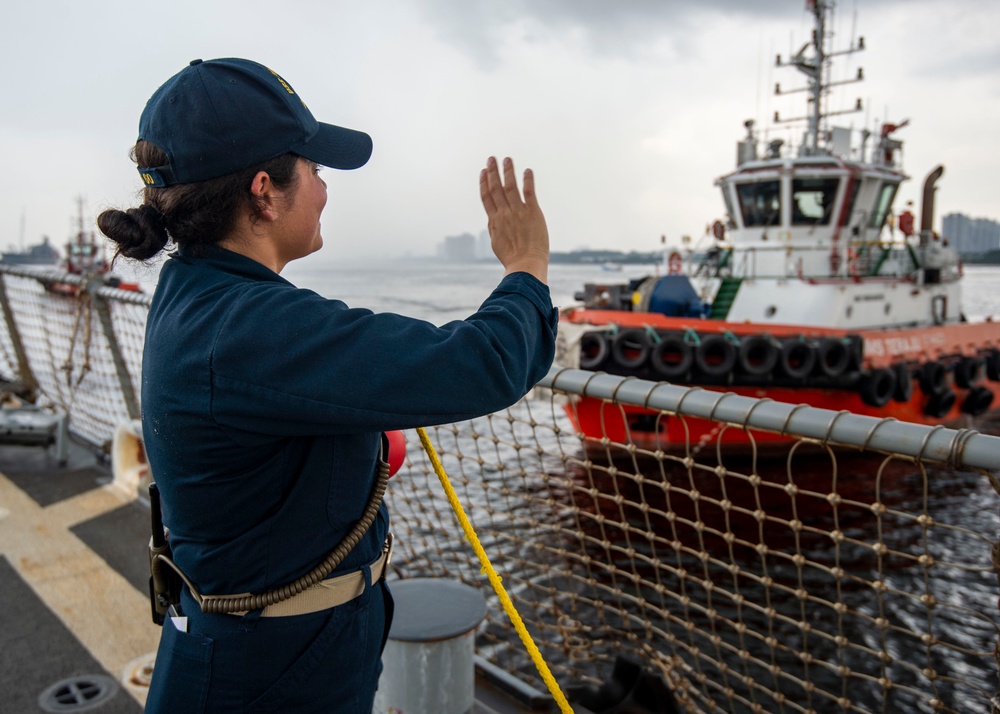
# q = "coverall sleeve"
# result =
<box><xmin>208</xmin><ymin>272</ymin><xmax>557</xmax><ymax>435</ymax></box>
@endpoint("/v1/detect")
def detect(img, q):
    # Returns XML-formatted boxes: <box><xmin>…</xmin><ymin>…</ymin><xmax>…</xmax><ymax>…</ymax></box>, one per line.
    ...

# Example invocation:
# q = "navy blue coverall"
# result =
<box><xmin>141</xmin><ymin>246</ymin><xmax>557</xmax><ymax>713</ymax></box>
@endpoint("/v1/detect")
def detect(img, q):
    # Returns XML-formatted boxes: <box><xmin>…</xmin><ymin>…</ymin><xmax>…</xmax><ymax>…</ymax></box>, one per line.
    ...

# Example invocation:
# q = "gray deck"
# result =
<box><xmin>0</xmin><ymin>438</ymin><xmax>561</xmax><ymax>713</ymax></box>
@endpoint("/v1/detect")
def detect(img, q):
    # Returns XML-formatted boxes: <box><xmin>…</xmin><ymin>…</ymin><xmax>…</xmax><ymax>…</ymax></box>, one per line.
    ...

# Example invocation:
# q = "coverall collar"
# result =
<box><xmin>174</xmin><ymin>244</ymin><xmax>294</xmax><ymax>286</ymax></box>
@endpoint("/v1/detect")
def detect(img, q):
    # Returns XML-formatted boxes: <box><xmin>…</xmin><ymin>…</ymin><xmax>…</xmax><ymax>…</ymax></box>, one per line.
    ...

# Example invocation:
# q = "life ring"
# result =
<box><xmin>667</xmin><ymin>251</ymin><xmax>683</xmax><ymax>275</ymax></box>
<box><xmin>961</xmin><ymin>386</ymin><xmax>994</xmax><ymax>416</ymax></box>
<box><xmin>712</xmin><ymin>220</ymin><xmax>726</xmax><ymax>241</ymax></box>
<box><xmin>846</xmin><ymin>248</ymin><xmax>860</xmax><ymax>278</ymax></box>
<box><xmin>898</xmin><ymin>210</ymin><xmax>914</xmax><ymax>236</ymax></box>
<box><xmin>778</xmin><ymin>340</ymin><xmax>816</xmax><ymax>379</ymax></box>
<box><xmin>737</xmin><ymin>334</ymin><xmax>780</xmax><ymax>377</ymax></box>
<box><xmin>650</xmin><ymin>333</ymin><xmax>694</xmax><ymax>379</ymax></box>
<box><xmin>859</xmin><ymin>368</ymin><xmax>897</xmax><ymax>408</ymax></box>
<box><xmin>891</xmin><ymin>363</ymin><xmax>913</xmax><ymax>402</ymax></box>
<box><xmin>924</xmin><ymin>389</ymin><xmax>956</xmax><ymax>418</ymax></box>
<box><xmin>813</xmin><ymin>338</ymin><xmax>851</xmax><ymax>378</ymax></box>
<box><xmin>953</xmin><ymin>356</ymin><xmax>984</xmax><ymax>388</ymax></box>
<box><xmin>611</xmin><ymin>329</ymin><xmax>651</xmax><ymax>369</ymax></box>
<box><xmin>579</xmin><ymin>332</ymin><xmax>610</xmax><ymax>370</ymax></box>
<box><xmin>918</xmin><ymin>361</ymin><xmax>948</xmax><ymax>395</ymax></box>
<box><xmin>694</xmin><ymin>334</ymin><xmax>737</xmax><ymax>377</ymax></box>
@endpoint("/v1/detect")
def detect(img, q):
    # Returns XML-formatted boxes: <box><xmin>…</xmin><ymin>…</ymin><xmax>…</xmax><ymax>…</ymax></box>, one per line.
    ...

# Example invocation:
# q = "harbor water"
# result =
<box><xmin>289</xmin><ymin>260</ymin><xmax>1000</xmax><ymax>328</ymax></box>
<box><xmin>122</xmin><ymin>256</ymin><xmax>1000</xmax><ymax>327</ymax></box>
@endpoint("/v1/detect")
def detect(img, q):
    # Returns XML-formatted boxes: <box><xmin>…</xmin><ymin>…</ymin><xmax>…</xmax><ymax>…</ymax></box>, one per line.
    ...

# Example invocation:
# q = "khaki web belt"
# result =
<box><xmin>156</xmin><ymin>533</ymin><xmax>393</xmax><ymax>618</ymax></box>
<box><xmin>225</xmin><ymin>534</ymin><xmax>393</xmax><ymax>617</ymax></box>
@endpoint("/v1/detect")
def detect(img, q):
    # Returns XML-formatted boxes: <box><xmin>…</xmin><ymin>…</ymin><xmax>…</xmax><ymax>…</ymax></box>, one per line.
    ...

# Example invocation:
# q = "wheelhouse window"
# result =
<box><xmin>736</xmin><ymin>181</ymin><xmax>781</xmax><ymax>227</ymax></box>
<box><xmin>791</xmin><ymin>177</ymin><xmax>840</xmax><ymax>226</ymax></box>
<box><xmin>869</xmin><ymin>182</ymin><xmax>899</xmax><ymax>229</ymax></box>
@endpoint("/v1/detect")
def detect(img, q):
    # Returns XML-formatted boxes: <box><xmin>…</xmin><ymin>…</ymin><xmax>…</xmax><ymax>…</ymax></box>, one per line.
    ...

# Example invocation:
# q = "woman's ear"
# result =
<box><xmin>250</xmin><ymin>170</ymin><xmax>280</xmax><ymax>221</ymax></box>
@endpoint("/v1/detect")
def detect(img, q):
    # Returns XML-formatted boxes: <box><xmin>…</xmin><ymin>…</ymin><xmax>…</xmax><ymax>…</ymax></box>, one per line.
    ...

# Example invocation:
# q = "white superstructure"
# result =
<box><xmin>682</xmin><ymin>0</ymin><xmax>961</xmax><ymax>330</ymax></box>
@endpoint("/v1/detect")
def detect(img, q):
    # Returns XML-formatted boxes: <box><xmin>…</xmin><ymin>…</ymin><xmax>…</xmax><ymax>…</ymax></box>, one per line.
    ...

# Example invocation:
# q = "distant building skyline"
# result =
<box><xmin>943</xmin><ymin>213</ymin><xmax>1000</xmax><ymax>255</ymax></box>
<box><xmin>437</xmin><ymin>230</ymin><xmax>494</xmax><ymax>262</ymax></box>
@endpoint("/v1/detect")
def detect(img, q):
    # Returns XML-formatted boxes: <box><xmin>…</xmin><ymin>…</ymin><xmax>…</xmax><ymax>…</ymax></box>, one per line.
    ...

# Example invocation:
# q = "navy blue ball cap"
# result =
<box><xmin>136</xmin><ymin>58</ymin><xmax>372</xmax><ymax>187</ymax></box>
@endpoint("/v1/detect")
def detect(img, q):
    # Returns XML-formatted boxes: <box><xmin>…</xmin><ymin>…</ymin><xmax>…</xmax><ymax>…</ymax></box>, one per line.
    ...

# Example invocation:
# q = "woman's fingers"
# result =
<box><xmin>481</xmin><ymin>156</ymin><xmax>532</xmax><ymax>216</ymax></box>
<box><xmin>479</xmin><ymin>164</ymin><xmax>496</xmax><ymax>214</ymax></box>
<box><xmin>478</xmin><ymin>155</ymin><xmax>549</xmax><ymax>284</ymax></box>
<box><xmin>501</xmin><ymin>157</ymin><xmax>520</xmax><ymax>204</ymax></box>
<box><xmin>484</xmin><ymin>156</ymin><xmax>511</xmax><ymax>212</ymax></box>
<box><xmin>522</xmin><ymin>167</ymin><xmax>537</xmax><ymax>209</ymax></box>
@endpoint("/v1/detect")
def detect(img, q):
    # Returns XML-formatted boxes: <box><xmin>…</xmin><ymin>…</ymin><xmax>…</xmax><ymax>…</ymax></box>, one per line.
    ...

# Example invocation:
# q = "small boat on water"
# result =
<box><xmin>46</xmin><ymin>198</ymin><xmax>141</xmax><ymax>296</ymax></box>
<box><xmin>559</xmin><ymin>1</ymin><xmax>1000</xmax><ymax>451</ymax></box>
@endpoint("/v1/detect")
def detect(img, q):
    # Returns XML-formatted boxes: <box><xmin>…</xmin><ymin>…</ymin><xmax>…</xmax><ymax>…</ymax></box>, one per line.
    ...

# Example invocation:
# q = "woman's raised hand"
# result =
<box><xmin>479</xmin><ymin>156</ymin><xmax>550</xmax><ymax>284</ymax></box>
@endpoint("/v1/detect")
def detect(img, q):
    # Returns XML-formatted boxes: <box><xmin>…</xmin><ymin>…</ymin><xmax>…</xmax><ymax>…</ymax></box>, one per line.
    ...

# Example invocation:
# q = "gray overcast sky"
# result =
<box><xmin>3</xmin><ymin>0</ymin><xmax>998</xmax><ymax>264</ymax></box>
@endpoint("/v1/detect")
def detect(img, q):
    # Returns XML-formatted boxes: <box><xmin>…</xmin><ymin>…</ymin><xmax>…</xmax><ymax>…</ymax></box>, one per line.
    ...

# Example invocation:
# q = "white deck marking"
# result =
<box><xmin>0</xmin><ymin>472</ymin><xmax>158</xmax><ymax>706</ymax></box>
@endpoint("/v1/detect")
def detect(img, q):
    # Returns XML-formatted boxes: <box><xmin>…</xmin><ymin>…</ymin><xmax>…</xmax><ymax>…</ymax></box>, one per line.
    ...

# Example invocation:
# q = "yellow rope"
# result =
<box><xmin>416</xmin><ymin>427</ymin><xmax>575</xmax><ymax>714</ymax></box>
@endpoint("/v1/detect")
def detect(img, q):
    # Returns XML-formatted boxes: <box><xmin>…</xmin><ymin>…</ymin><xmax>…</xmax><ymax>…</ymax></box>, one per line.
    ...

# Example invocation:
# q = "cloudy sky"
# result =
<box><xmin>3</xmin><ymin>0</ymin><xmax>998</xmax><ymax>264</ymax></box>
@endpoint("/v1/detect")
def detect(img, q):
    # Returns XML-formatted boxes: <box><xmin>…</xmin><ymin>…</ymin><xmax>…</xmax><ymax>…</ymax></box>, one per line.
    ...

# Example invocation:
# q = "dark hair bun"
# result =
<box><xmin>97</xmin><ymin>204</ymin><xmax>169</xmax><ymax>261</ymax></box>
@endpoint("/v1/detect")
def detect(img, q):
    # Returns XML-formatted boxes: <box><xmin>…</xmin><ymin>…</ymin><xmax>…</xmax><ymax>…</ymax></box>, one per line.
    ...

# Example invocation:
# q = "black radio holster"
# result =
<box><xmin>148</xmin><ymin>482</ymin><xmax>182</xmax><ymax>625</ymax></box>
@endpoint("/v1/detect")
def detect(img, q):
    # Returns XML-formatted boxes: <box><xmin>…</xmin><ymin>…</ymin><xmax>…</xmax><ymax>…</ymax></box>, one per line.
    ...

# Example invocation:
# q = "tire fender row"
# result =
<box><xmin>578</xmin><ymin>327</ymin><xmax>999</xmax><ymax>416</ymax></box>
<box><xmin>906</xmin><ymin>350</ymin><xmax>999</xmax><ymax>417</ymax></box>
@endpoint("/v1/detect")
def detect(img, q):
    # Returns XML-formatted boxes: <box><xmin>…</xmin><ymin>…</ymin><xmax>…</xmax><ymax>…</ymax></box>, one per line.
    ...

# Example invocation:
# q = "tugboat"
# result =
<box><xmin>560</xmin><ymin>0</ymin><xmax>1000</xmax><ymax>451</ymax></box>
<box><xmin>46</xmin><ymin>198</ymin><xmax>141</xmax><ymax>296</ymax></box>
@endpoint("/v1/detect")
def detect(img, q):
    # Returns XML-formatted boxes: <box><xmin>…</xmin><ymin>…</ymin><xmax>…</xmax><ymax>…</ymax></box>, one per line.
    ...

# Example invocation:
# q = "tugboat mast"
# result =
<box><xmin>806</xmin><ymin>0</ymin><xmax>826</xmax><ymax>154</ymax></box>
<box><xmin>775</xmin><ymin>0</ymin><xmax>864</xmax><ymax>157</ymax></box>
<box><xmin>782</xmin><ymin>0</ymin><xmax>830</xmax><ymax>155</ymax></box>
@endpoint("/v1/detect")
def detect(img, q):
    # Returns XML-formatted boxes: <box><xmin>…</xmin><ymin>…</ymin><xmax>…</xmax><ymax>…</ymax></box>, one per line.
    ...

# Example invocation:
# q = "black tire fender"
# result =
<box><xmin>579</xmin><ymin>331</ymin><xmax>610</xmax><ymax>370</ymax></box>
<box><xmin>650</xmin><ymin>333</ymin><xmax>693</xmax><ymax>379</ymax></box>
<box><xmin>918</xmin><ymin>361</ymin><xmax>948</xmax><ymax>395</ymax></box>
<box><xmin>954</xmin><ymin>356</ymin><xmax>984</xmax><ymax>389</ymax></box>
<box><xmin>814</xmin><ymin>338</ymin><xmax>851</xmax><ymax>378</ymax></box>
<box><xmin>694</xmin><ymin>334</ymin><xmax>737</xmax><ymax>377</ymax></box>
<box><xmin>924</xmin><ymin>389</ymin><xmax>957</xmax><ymax>418</ymax></box>
<box><xmin>985</xmin><ymin>349</ymin><xmax>1000</xmax><ymax>381</ymax></box>
<box><xmin>737</xmin><ymin>335</ymin><xmax>780</xmax><ymax>377</ymax></box>
<box><xmin>892</xmin><ymin>363</ymin><xmax>914</xmax><ymax>402</ymax></box>
<box><xmin>778</xmin><ymin>340</ymin><xmax>816</xmax><ymax>379</ymax></box>
<box><xmin>961</xmin><ymin>386</ymin><xmax>994</xmax><ymax>416</ymax></box>
<box><xmin>611</xmin><ymin>329</ymin><xmax>651</xmax><ymax>369</ymax></box>
<box><xmin>859</xmin><ymin>368</ymin><xmax>897</xmax><ymax>408</ymax></box>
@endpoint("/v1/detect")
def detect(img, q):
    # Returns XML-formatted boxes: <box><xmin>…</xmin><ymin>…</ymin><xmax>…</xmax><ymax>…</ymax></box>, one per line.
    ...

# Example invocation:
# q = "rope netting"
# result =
<box><xmin>0</xmin><ymin>269</ymin><xmax>147</xmax><ymax>447</ymax></box>
<box><xmin>390</xmin><ymin>396</ymin><xmax>1000</xmax><ymax>713</ymax></box>
<box><xmin>1</xmin><ymin>265</ymin><xmax>999</xmax><ymax>712</ymax></box>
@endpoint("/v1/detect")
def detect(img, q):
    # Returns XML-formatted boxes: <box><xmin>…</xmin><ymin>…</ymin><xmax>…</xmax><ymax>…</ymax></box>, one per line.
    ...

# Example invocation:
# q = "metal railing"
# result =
<box><xmin>2</xmin><ymin>264</ymin><xmax>1000</xmax><ymax>713</ymax></box>
<box><xmin>396</xmin><ymin>371</ymin><xmax>1000</xmax><ymax>713</ymax></box>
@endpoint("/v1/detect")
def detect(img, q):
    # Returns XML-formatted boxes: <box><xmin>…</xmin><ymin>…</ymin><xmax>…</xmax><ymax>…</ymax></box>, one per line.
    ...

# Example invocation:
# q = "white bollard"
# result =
<box><xmin>374</xmin><ymin>578</ymin><xmax>487</xmax><ymax>714</ymax></box>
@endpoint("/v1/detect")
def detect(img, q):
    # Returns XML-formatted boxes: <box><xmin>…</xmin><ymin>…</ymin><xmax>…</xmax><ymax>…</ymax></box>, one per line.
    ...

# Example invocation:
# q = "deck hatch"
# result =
<box><xmin>38</xmin><ymin>675</ymin><xmax>119</xmax><ymax>713</ymax></box>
